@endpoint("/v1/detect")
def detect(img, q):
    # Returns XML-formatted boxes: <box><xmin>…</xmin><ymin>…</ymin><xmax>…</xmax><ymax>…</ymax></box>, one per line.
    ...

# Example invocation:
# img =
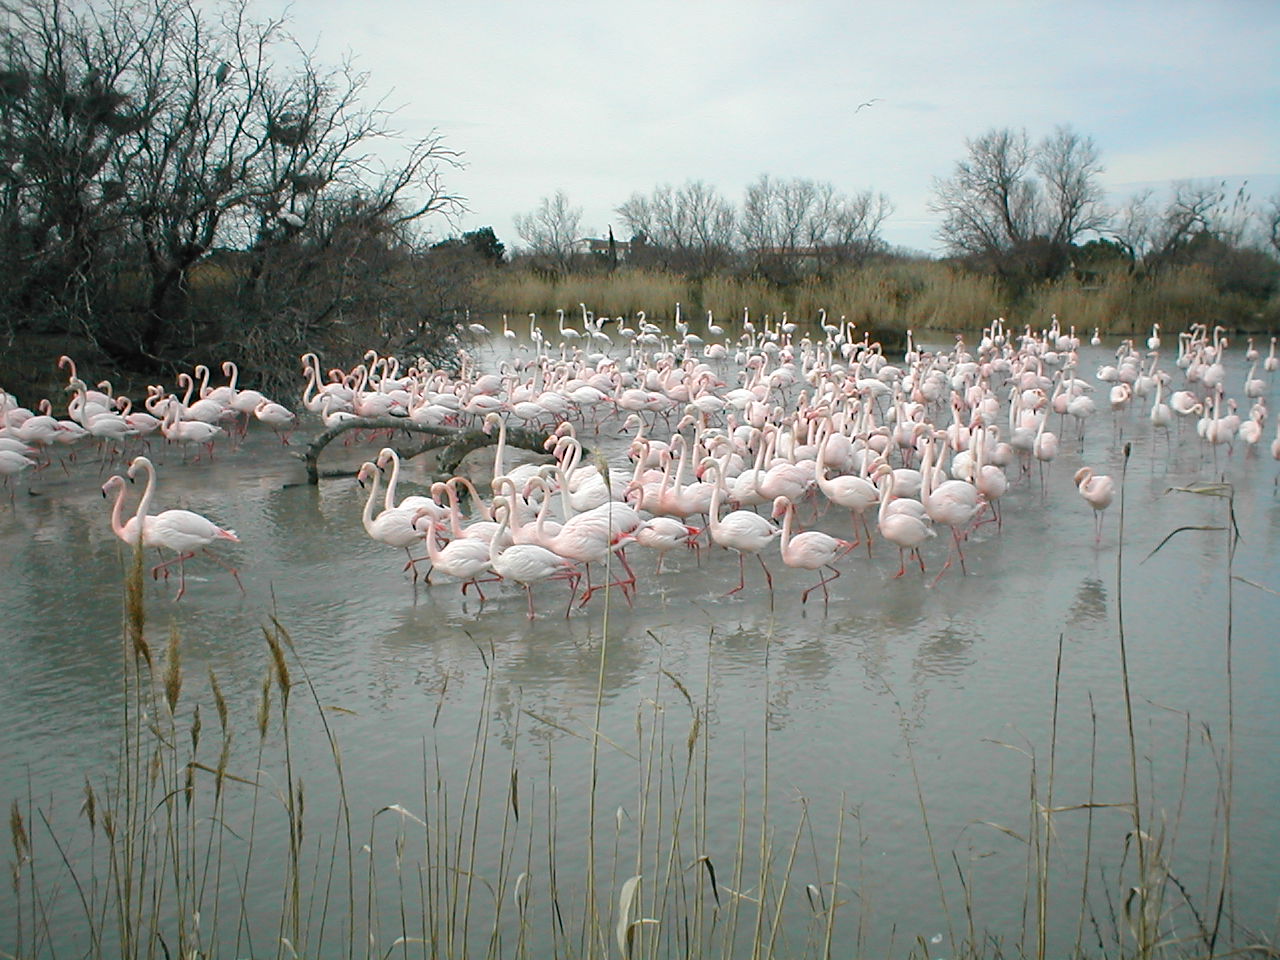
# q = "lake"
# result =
<box><xmin>2</xmin><ymin>332</ymin><xmax>1278</xmax><ymax>958</ymax></box>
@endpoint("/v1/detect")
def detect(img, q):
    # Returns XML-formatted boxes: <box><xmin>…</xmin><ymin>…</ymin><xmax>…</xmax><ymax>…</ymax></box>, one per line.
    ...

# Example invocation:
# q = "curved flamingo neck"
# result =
<box><xmin>439</xmin><ymin>481</ymin><xmax>467</xmax><ymax>538</ymax></box>
<box><xmin>423</xmin><ymin>518</ymin><xmax>445</xmax><ymax>564</ymax></box>
<box><xmin>451</xmin><ymin>476</ymin><xmax>492</xmax><ymax>521</ymax></box>
<box><xmin>490</xmin><ymin>505</ymin><xmax>513</xmax><ymax>563</ymax></box>
<box><xmin>382</xmin><ymin>451</ymin><xmax>403</xmax><ymax>511</ymax></box>
<box><xmin>531</xmin><ymin>480</ymin><xmax>557</xmax><ymax>540</ymax></box>
<box><xmin>777</xmin><ymin>498</ymin><xmax>794</xmax><ymax>552</ymax></box>
<box><xmin>106</xmin><ymin>480</ymin><xmax>132</xmax><ymax>541</ymax></box>
<box><xmin>491</xmin><ymin>416</ymin><xmax>508</xmax><ymax>481</ymax></box>
<box><xmin>132</xmin><ymin>459</ymin><xmax>157</xmax><ymax>530</ymax></box>
<box><xmin>360</xmin><ymin>467</ymin><xmax>383</xmax><ymax>531</ymax></box>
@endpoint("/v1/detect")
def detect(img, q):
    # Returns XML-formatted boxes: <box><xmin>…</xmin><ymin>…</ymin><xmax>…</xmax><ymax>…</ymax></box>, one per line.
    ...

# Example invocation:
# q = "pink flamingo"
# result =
<box><xmin>161</xmin><ymin>403</ymin><xmax>222</xmax><ymax>460</ymax></box>
<box><xmin>431</xmin><ymin>477</ymin><xmax>505</xmax><ymax>546</ymax></box>
<box><xmin>700</xmin><ymin>455</ymin><xmax>780</xmax><ymax>598</ymax></box>
<box><xmin>109</xmin><ymin>457</ymin><xmax>243</xmax><ymax>599</ymax></box>
<box><xmin>253</xmin><ymin>398</ymin><xmax>297</xmax><ymax>443</ymax></box>
<box><xmin>1</xmin><ymin>448</ymin><xmax>37</xmax><ymax>501</ymax></box>
<box><xmin>412</xmin><ymin>507</ymin><xmax>500</xmax><ymax>601</ymax></box>
<box><xmin>920</xmin><ymin>434</ymin><xmax>981</xmax><ymax>579</ymax></box>
<box><xmin>814</xmin><ymin>417</ymin><xmax>880</xmax><ymax>554</ymax></box>
<box><xmin>874</xmin><ymin>464</ymin><xmax>934</xmax><ymax>578</ymax></box>
<box><xmin>1074</xmin><ymin>466</ymin><xmax>1116</xmax><ymax>545</ymax></box>
<box><xmin>356</xmin><ymin>461</ymin><xmax>431</xmax><ymax>580</ymax></box>
<box><xmin>633</xmin><ymin>516</ymin><xmax>702</xmax><ymax>573</ymax></box>
<box><xmin>489</xmin><ymin>498</ymin><xmax>580</xmax><ymax>619</ymax></box>
<box><xmin>771</xmin><ymin>495</ymin><xmax>853</xmax><ymax>607</ymax></box>
<box><xmin>532</xmin><ymin>493</ymin><xmax>641</xmax><ymax>606</ymax></box>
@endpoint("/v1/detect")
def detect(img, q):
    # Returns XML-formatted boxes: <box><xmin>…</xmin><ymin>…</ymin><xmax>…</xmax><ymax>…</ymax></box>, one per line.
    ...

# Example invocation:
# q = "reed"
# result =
<box><xmin>475</xmin><ymin>261</ymin><xmax>1274</xmax><ymax>340</ymax></box>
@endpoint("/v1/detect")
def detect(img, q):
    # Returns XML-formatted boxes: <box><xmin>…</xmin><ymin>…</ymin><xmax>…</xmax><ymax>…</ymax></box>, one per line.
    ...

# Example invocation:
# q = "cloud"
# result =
<box><xmin>256</xmin><ymin>0</ymin><xmax>1280</xmax><ymax>255</ymax></box>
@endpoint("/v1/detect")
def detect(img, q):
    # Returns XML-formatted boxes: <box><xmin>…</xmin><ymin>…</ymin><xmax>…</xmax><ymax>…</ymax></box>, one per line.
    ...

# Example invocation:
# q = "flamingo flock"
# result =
<box><xmin>3</xmin><ymin>316</ymin><xmax>1277</xmax><ymax>614</ymax></box>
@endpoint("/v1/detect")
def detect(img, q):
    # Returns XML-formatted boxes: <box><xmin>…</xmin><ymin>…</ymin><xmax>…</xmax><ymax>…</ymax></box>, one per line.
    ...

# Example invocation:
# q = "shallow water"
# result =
<box><xmin>2</xmin><ymin>339</ymin><xmax>1279</xmax><ymax>956</ymax></box>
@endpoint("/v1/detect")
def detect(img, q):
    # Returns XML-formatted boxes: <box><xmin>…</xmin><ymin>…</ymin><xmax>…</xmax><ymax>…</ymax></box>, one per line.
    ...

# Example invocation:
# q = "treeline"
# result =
<box><xmin>496</xmin><ymin>128</ymin><xmax>1279</xmax><ymax>333</ymax></box>
<box><xmin>0</xmin><ymin>0</ymin><xmax>466</xmax><ymax>396</ymax></box>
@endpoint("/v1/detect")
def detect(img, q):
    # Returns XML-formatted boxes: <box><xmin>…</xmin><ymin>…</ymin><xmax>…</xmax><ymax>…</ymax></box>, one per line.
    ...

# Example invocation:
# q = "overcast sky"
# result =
<box><xmin>255</xmin><ymin>0</ymin><xmax>1279</xmax><ymax>254</ymax></box>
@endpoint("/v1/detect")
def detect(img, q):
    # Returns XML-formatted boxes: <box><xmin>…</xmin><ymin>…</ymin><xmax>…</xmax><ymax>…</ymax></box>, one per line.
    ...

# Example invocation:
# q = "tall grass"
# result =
<box><xmin>476</xmin><ymin>262</ymin><xmax>1275</xmax><ymax>339</ymax></box>
<box><xmin>478</xmin><ymin>264</ymin><xmax>1002</xmax><ymax>333</ymax></box>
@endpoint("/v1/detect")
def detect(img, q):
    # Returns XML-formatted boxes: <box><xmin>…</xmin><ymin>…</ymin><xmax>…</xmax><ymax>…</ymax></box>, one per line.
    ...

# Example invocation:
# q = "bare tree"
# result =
<box><xmin>616</xmin><ymin>179</ymin><xmax>735</xmax><ymax>274</ymax></box>
<box><xmin>930</xmin><ymin>126</ymin><xmax>1108</xmax><ymax>279</ymax></box>
<box><xmin>1142</xmin><ymin>181</ymin><xmax>1232</xmax><ymax>271</ymax></box>
<box><xmin>740</xmin><ymin>174</ymin><xmax>890</xmax><ymax>280</ymax></box>
<box><xmin>513</xmin><ymin>189</ymin><xmax>581</xmax><ymax>273</ymax></box>
<box><xmin>1036</xmin><ymin>125</ymin><xmax>1107</xmax><ymax>246</ymax></box>
<box><xmin>0</xmin><ymin>0</ymin><xmax>460</xmax><ymax>369</ymax></box>
<box><xmin>930</xmin><ymin>128</ymin><xmax>1039</xmax><ymax>261</ymax></box>
<box><xmin>1110</xmin><ymin>189</ymin><xmax>1157</xmax><ymax>265</ymax></box>
<box><xmin>1263</xmin><ymin>193</ymin><xmax>1280</xmax><ymax>257</ymax></box>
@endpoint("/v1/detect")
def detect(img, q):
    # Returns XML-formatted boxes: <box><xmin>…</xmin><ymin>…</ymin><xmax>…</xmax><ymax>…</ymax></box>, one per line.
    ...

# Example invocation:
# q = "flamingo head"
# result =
<box><xmin>126</xmin><ymin>456</ymin><xmax>153</xmax><ymax>482</ymax></box>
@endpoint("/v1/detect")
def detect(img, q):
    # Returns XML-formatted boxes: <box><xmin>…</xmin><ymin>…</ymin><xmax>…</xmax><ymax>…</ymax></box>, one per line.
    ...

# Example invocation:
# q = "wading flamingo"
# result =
<box><xmin>113</xmin><ymin>457</ymin><xmax>243</xmax><ymax>599</ymax></box>
<box><xmin>771</xmin><ymin>495</ymin><xmax>853</xmax><ymax>607</ymax></box>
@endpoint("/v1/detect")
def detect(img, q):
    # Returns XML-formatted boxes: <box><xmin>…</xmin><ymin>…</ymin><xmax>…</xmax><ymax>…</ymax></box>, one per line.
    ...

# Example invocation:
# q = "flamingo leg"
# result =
<box><xmin>201</xmin><ymin>548</ymin><xmax>245</xmax><ymax>593</ymax></box>
<box><xmin>757</xmin><ymin>554</ymin><xmax>773</xmax><ymax>591</ymax></box>
<box><xmin>845</xmin><ymin>510</ymin><xmax>862</xmax><ymax>549</ymax></box>
<box><xmin>952</xmin><ymin>527</ymin><xmax>969</xmax><ymax>575</ymax></box>
<box><xmin>402</xmin><ymin>549</ymin><xmax>431</xmax><ymax>582</ymax></box>
<box><xmin>893</xmin><ymin>548</ymin><xmax>907</xmax><ymax>578</ymax></box>
<box><xmin>173</xmin><ymin>552</ymin><xmax>194</xmax><ymax>600</ymax></box>
<box><xmin>801</xmin><ymin>566</ymin><xmax>841</xmax><ymax>606</ymax></box>
<box><xmin>723</xmin><ymin>552</ymin><xmax>748</xmax><ymax>596</ymax></box>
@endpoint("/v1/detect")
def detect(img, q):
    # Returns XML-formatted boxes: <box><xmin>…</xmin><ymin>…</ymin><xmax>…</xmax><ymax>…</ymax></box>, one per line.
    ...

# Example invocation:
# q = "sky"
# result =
<box><xmin>253</xmin><ymin>0</ymin><xmax>1280</xmax><ymax>255</ymax></box>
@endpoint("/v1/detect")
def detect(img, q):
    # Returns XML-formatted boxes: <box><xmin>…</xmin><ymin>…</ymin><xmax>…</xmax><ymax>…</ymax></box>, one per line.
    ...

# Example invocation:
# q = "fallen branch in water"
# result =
<box><xmin>296</xmin><ymin>417</ymin><xmax>565</xmax><ymax>484</ymax></box>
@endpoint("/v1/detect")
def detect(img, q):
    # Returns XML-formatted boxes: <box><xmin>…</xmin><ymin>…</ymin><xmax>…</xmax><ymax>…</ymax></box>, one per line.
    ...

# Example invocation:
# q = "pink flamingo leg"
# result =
<box><xmin>724</xmin><ymin>553</ymin><xmax>748</xmax><ymax>597</ymax></box>
<box><xmin>202</xmin><ymin>548</ymin><xmax>245</xmax><ymax>593</ymax></box>
<box><xmin>801</xmin><ymin>565</ymin><xmax>841</xmax><ymax>606</ymax></box>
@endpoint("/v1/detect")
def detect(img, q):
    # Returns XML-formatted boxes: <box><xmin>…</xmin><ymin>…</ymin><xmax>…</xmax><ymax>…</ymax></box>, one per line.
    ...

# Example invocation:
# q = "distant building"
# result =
<box><xmin>574</xmin><ymin>237</ymin><xmax>632</xmax><ymax>259</ymax></box>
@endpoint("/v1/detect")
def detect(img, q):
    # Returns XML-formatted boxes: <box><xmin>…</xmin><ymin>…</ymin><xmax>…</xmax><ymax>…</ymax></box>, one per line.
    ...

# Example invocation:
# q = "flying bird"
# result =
<box><xmin>855</xmin><ymin>98</ymin><xmax>882</xmax><ymax>113</ymax></box>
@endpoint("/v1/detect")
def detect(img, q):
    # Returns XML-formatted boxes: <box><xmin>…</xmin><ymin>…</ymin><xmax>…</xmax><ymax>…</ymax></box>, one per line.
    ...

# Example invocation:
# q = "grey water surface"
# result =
<box><xmin>2</xmin><ymin>340</ymin><xmax>1278</xmax><ymax>957</ymax></box>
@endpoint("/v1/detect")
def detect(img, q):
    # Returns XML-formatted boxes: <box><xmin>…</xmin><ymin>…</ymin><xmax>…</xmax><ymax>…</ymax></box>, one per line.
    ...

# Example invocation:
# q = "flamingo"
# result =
<box><xmin>489</xmin><ymin>498</ymin><xmax>580</xmax><ymax>619</ymax></box>
<box><xmin>1271</xmin><ymin>419</ymin><xmax>1280</xmax><ymax>486</ymax></box>
<box><xmin>413</xmin><ymin>508</ymin><xmax>499</xmax><ymax>601</ymax></box>
<box><xmin>874</xmin><ymin>464</ymin><xmax>934</xmax><ymax>577</ymax></box>
<box><xmin>114</xmin><ymin>457</ymin><xmax>243</xmax><ymax>599</ymax></box>
<box><xmin>253</xmin><ymin>398</ymin><xmax>297</xmax><ymax>443</ymax></box>
<box><xmin>376</xmin><ymin>447</ymin><xmax>441</xmax><ymax>518</ymax></box>
<box><xmin>1074</xmin><ymin>466</ymin><xmax>1116</xmax><ymax>545</ymax></box>
<box><xmin>532</xmin><ymin>493</ymin><xmax>641</xmax><ymax>606</ymax></box>
<box><xmin>814</xmin><ymin>417</ymin><xmax>880</xmax><ymax>553</ymax></box>
<box><xmin>632</xmin><ymin>516</ymin><xmax>701</xmax><ymax>573</ymax></box>
<box><xmin>700</xmin><ymin>456</ymin><xmax>780</xmax><ymax>598</ymax></box>
<box><xmin>0</xmin><ymin>448</ymin><xmax>37</xmax><ymax>500</ymax></box>
<box><xmin>771</xmin><ymin>495</ymin><xmax>852</xmax><ymax>607</ymax></box>
<box><xmin>972</xmin><ymin>425</ymin><xmax>1009</xmax><ymax>528</ymax></box>
<box><xmin>161</xmin><ymin>403</ymin><xmax>222</xmax><ymax>460</ymax></box>
<box><xmin>355</xmin><ymin>461</ymin><xmax>431</xmax><ymax>580</ymax></box>
<box><xmin>920</xmin><ymin>435</ymin><xmax>981</xmax><ymax>579</ymax></box>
